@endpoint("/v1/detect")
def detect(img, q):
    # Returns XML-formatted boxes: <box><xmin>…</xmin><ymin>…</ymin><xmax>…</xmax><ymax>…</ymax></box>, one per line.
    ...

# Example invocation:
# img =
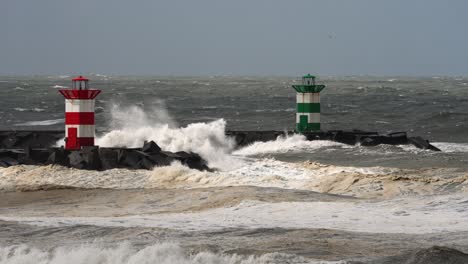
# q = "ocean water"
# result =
<box><xmin>0</xmin><ymin>75</ymin><xmax>468</xmax><ymax>263</ymax></box>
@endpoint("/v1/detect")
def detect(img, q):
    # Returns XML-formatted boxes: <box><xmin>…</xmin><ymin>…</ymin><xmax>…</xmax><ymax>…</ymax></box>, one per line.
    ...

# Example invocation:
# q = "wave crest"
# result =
<box><xmin>2</xmin><ymin>160</ymin><xmax>466</xmax><ymax>198</ymax></box>
<box><xmin>233</xmin><ymin>134</ymin><xmax>348</xmax><ymax>156</ymax></box>
<box><xmin>0</xmin><ymin>242</ymin><xmax>333</xmax><ymax>264</ymax></box>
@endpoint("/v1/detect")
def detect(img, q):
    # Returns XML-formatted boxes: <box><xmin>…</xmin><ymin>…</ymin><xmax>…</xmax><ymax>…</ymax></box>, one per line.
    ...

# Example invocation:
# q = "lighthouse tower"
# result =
<box><xmin>292</xmin><ymin>74</ymin><xmax>326</xmax><ymax>132</ymax></box>
<box><xmin>59</xmin><ymin>76</ymin><xmax>101</xmax><ymax>150</ymax></box>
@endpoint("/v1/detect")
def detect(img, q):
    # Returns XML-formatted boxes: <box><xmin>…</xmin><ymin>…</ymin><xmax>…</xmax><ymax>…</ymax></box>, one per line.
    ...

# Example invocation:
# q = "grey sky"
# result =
<box><xmin>2</xmin><ymin>0</ymin><xmax>468</xmax><ymax>76</ymax></box>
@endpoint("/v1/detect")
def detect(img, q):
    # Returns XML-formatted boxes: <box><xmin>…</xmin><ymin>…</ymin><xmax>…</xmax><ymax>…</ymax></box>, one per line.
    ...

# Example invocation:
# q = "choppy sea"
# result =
<box><xmin>0</xmin><ymin>75</ymin><xmax>467</xmax><ymax>263</ymax></box>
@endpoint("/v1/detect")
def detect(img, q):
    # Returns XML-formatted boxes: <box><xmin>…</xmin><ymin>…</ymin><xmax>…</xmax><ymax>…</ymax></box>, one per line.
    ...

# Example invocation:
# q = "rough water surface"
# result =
<box><xmin>0</xmin><ymin>76</ymin><xmax>467</xmax><ymax>263</ymax></box>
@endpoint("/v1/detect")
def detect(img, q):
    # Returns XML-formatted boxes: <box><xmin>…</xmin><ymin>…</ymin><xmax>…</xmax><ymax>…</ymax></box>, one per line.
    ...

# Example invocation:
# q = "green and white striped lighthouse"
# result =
<box><xmin>292</xmin><ymin>74</ymin><xmax>326</xmax><ymax>132</ymax></box>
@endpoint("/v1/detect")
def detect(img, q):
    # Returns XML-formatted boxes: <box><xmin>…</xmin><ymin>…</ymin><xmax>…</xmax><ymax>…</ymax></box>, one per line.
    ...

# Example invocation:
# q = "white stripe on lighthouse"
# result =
<box><xmin>65</xmin><ymin>99</ymin><xmax>95</xmax><ymax>113</ymax></box>
<box><xmin>65</xmin><ymin>125</ymin><xmax>95</xmax><ymax>138</ymax></box>
<box><xmin>303</xmin><ymin>93</ymin><xmax>320</xmax><ymax>103</ymax></box>
<box><xmin>296</xmin><ymin>93</ymin><xmax>304</xmax><ymax>103</ymax></box>
<box><xmin>296</xmin><ymin>113</ymin><xmax>320</xmax><ymax>123</ymax></box>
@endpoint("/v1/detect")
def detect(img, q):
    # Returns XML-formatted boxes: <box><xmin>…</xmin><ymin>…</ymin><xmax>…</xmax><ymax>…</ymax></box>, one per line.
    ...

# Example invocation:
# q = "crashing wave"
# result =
<box><xmin>0</xmin><ymin>242</ymin><xmax>338</xmax><ymax>264</ymax></box>
<box><xmin>1</xmin><ymin>159</ymin><xmax>466</xmax><ymax>198</ymax></box>
<box><xmin>95</xmin><ymin>104</ymin><xmax>237</xmax><ymax>169</ymax></box>
<box><xmin>233</xmin><ymin>134</ymin><xmax>349</xmax><ymax>156</ymax></box>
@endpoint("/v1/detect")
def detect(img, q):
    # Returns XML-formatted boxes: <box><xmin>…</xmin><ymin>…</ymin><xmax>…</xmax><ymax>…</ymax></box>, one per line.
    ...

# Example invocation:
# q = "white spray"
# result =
<box><xmin>95</xmin><ymin>103</ymin><xmax>238</xmax><ymax>170</ymax></box>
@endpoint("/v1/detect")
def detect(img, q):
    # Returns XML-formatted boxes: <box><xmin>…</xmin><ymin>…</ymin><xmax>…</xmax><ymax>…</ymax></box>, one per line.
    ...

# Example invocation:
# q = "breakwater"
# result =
<box><xmin>0</xmin><ymin>130</ymin><xmax>440</xmax><ymax>170</ymax></box>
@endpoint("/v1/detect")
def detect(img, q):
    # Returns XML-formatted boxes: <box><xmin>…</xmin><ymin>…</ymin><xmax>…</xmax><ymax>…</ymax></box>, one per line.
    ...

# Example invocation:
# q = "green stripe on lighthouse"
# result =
<box><xmin>297</xmin><ymin>103</ymin><xmax>320</xmax><ymax>113</ymax></box>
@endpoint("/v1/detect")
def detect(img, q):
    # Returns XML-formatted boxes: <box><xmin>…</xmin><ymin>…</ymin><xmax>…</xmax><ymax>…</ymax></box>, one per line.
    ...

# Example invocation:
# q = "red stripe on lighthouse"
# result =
<box><xmin>76</xmin><ymin>137</ymin><xmax>95</xmax><ymax>146</ymax></box>
<box><xmin>65</xmin><ymin>112</ymin><xmax>95</xmax><ymax>125</ymax></box>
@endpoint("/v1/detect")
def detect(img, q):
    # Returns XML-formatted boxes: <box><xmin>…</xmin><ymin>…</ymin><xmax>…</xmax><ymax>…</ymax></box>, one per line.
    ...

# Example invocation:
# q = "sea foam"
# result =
<box><xmin>0</xmin><ymin>242</ymin><xmax>337</xmax><ymax>264</ymax></box>
<box><xmin>14</xmin><ymin>119</ymin><xmax>64</xmax><ymax>126</ymax></box>
<box><xmin>2</xmin><ymin>194</ymin><xmax>468</xmax><ymax>234</ymax></box>
<box><xmin>233</xmin><ymin>134</ymin><xmax>348</xmax><ymax>156</ymax></box>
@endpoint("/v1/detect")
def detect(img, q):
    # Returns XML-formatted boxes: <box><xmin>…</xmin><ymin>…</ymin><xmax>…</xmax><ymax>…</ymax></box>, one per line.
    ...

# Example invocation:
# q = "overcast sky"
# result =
<box><xmin>2</xmin><ymin>0</ymin><xmax>468</xmax><ymax>76</ymax></box>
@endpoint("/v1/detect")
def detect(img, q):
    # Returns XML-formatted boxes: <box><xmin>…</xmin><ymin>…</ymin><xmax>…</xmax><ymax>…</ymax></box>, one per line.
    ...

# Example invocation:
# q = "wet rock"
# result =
<box><xmin>0</xmin><ymin>132</ymin><xmax>21</xmax><ymax>149</ymax></box>
<box><xmin>173</xmin><ymin>151</ymin><xmax>210</xmax><ymax>171</ymax></box>
<box><xmin>33</xmin><ymin>149</ymin><xmax>54</xmax><ymax>164</ymax></box>
<box><xmin>0</xmin><ymin>129</ymin><xmax>442</xmax><ymax>172</ymax></box>
<box><xmin>226</xmin><ymin>131</ymin><xmax>283</xmax><ymax>146</ymax></box>
<box><xmin>66</xmin><ymin>147</ymin><xmax>102</xmax><ymax>170</ymax></box>
<box><xmin>81</xmin><ymin>146</ymin><xmax>102</xmax><ymax>170</ymax></box>
<box><xmin>138</xmin><ymin>157</ymin><xmax>157</xmax><ymax>170</ymax></box>
<box><xmin>0</xmin><ymin>130</ymin><xmax>440</xmax><ymax>151</ymax></box>
<box><xmin>0</xmin><ymin>156</ymin><xmax>19</xmax><ymax>167</ymax></box>
<box><xmin>354</xmin><ymin>246</ymin><xmax>468</xmax><ymax>264</ymax></box>
<box><xmin>381</xmin><ymin>132</ymin><xmax>408</xmax><ymax>145</ymax></box>
<box><xmin>98</xmin><ymin>148</ymin><xmax>120</xmax><ymax>170</ymax></box>
<box><xmin>46</xmin><ymin>148</ymin><xmax>69</xmax><ymax>167</ymax></box>
<box><xmin>359</xmin><ymin>136</ymin><xmax>378</xmax><ymax>146</ymax></box>
<box><xmin>226</xmin><ymin>130</ymin><xmax>439</xmax><ymax>152</ymax></box>
<box><xmin>68</xmin><ymin>151</ymin><xmax>86</xmax><ymax>169</ymax></box>
<box><xmin>146</xmin><ymin>152</ymin><xmax>172</xmax><ymax>167</ymax></box>
<box><xmin>142</xmin><ymin>141</ymin><xmax>161</xmax><ymax>153</ymax></box>
<box><xmin>408</xmin><ymin>137</ymin><xmax>441</xmax><ymax>151</ymax></box>
<box><xmin>117</xmin><ymin>149</ymin><xmax>143</xmax><ymax>169</ymax></box>
<box><xmin>0</xmin><ymin>131</ymin><xmax>64</xmax><ymax>149</ymax></box>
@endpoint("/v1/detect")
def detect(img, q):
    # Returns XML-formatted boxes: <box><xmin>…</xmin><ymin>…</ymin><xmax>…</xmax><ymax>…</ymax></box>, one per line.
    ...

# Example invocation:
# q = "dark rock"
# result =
<box><xmin>173</xmin><ymin>151</ymin><xmax>210</xmax><ymax>171</ymax></box>
<box><xmin>381</xmin><ymin>132</ymin><xmax>408</xmax><ymax>145</ymax></box>
<box><xmin>138</xmin><ymin>157</ymin><xmax>157</xmax><ymax>170</ymax></box>
<box><xmin>16</xmin><ymin>147</ymin><xmax>51</xmax><ymax>165</ymax></box>
<box><xmin>408</xmin><ymin>137</ymin><xmax>441</xmax><ymax>151</ymax></box>
<box><xmin>0</xmin><ymin>149</ymin><xmax>21</xmax><ymax>161</ymax></box>
<box><xmin>29</xmin><ymin>149</ymin><xmax>53</xmax><ymax>164</ymax></box>
<box><xmin>81</xmin><ymin>146</ymin><xmax>102</xmax><ymax>170</ymax></box>
<box><xmin>225</xmin><ymin>131</ymin><xmax>283</xmax><ymax>147</ymax></box>
<box><xmin>304</xmin><ymin>131</ymin><xmax>328</xmax><ymax>141</ymax></box>
<box><xmin>46</xmin><ymin>148</ymin><xmax>70</xmax><ymax>167</ymax></box>
<box><xmin>0</xmin><ymin>130</ymin><xmax>441</xmax><ymax>152</ymax></box>
<box><xmin>146</xmin><ymin>152</ymin><xmax>172</xmax><ymax>166</ymax></box>
<box><xmin>0</xmin><ymin>129</ymin><xmax>443</xmax><ymax>172</ymax></box>
<box><xmin>0</xmin><ymin>131</ymin><xmax>64</xmax><ymax>149</ymax></box>
<box><xmin>99</xmin><ymin>148</ymin><xmax>120</xmax><ymax>170</ymax></box>
<box><xmin>359</xmin><ymin>137</ymin><xmax>378</xmax><ymax>146</ymax></box>
<box><xmin>66</xmin><ymin>147</ymin><xmax>102</xmax><ymax>170</ymax></box>
<box><xmin>354</xmin><ymin>246</ymin><xmax>468</xmax><ymax>264</ymax></box>
<box><xmin>405</xmin><ymin>246</ymin><xmax>468</xmax><ymax>264</ymax></box>
<box><xmin>68</xmin><ymin>151</ymin><xmax>86</xmax><ymax>169</ymax></box>
<box><xmin>0</xmin><ymin>156</ymin><xmax>19</xmax><ymax>167</ymax></box>
<box><xmin>331</xmin><ymin>130</ymin><xmax>359</xmax><ymax>145</ymax></box>
<box><xmin>117</xmin><ymin>149</ymin><xmax>126</xmax><ymax>164</ymax></box>
<box><xmin>142</xmin><ymin>141</ymin><xmax>161</xmax><ymax>153</ymax></box>
<box><xmin>118</xmin><ymin>150</ymin><xmax>143</xmax><ymax>169</ymax></box>
<box><xmin>0</xmin><ymin>133</ymin><xmax>20</xmax><ymax>149</ymax></box>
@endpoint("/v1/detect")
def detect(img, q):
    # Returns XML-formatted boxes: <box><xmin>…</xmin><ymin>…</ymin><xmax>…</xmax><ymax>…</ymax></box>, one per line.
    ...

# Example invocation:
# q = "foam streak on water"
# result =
<box><xmin>1</xmin><ymin>194</ymin><xmax>467</xmax><ymax>235</ymax></box>
<box><xmin>432</xmin><ymin>142</ymin><xmax>468</xmax><ymax>153</ymax></box>
<box><xmin>0</xmin><ymin>242</ymin><xmax>343</xmax><ymax>264</ymax></box>
<box><xmin>14</xmin><ymin>119</ymin><xmax>64</xmax><ymax>126</ymax></box>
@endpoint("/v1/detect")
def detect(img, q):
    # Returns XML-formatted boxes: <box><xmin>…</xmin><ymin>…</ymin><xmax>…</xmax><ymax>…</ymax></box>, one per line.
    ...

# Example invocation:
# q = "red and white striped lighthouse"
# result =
<box><xmin>59</xmin><ymin>76</ymin><xmax>101</xmax><ymax>150</ymax></box>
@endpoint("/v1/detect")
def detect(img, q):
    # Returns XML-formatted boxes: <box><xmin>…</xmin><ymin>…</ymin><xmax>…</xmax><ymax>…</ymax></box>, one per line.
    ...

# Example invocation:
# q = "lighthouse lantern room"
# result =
<box><xmin>59</xmin><ymin>76</ymin><xmax>101</xmax><ymax>150</ymax></box>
